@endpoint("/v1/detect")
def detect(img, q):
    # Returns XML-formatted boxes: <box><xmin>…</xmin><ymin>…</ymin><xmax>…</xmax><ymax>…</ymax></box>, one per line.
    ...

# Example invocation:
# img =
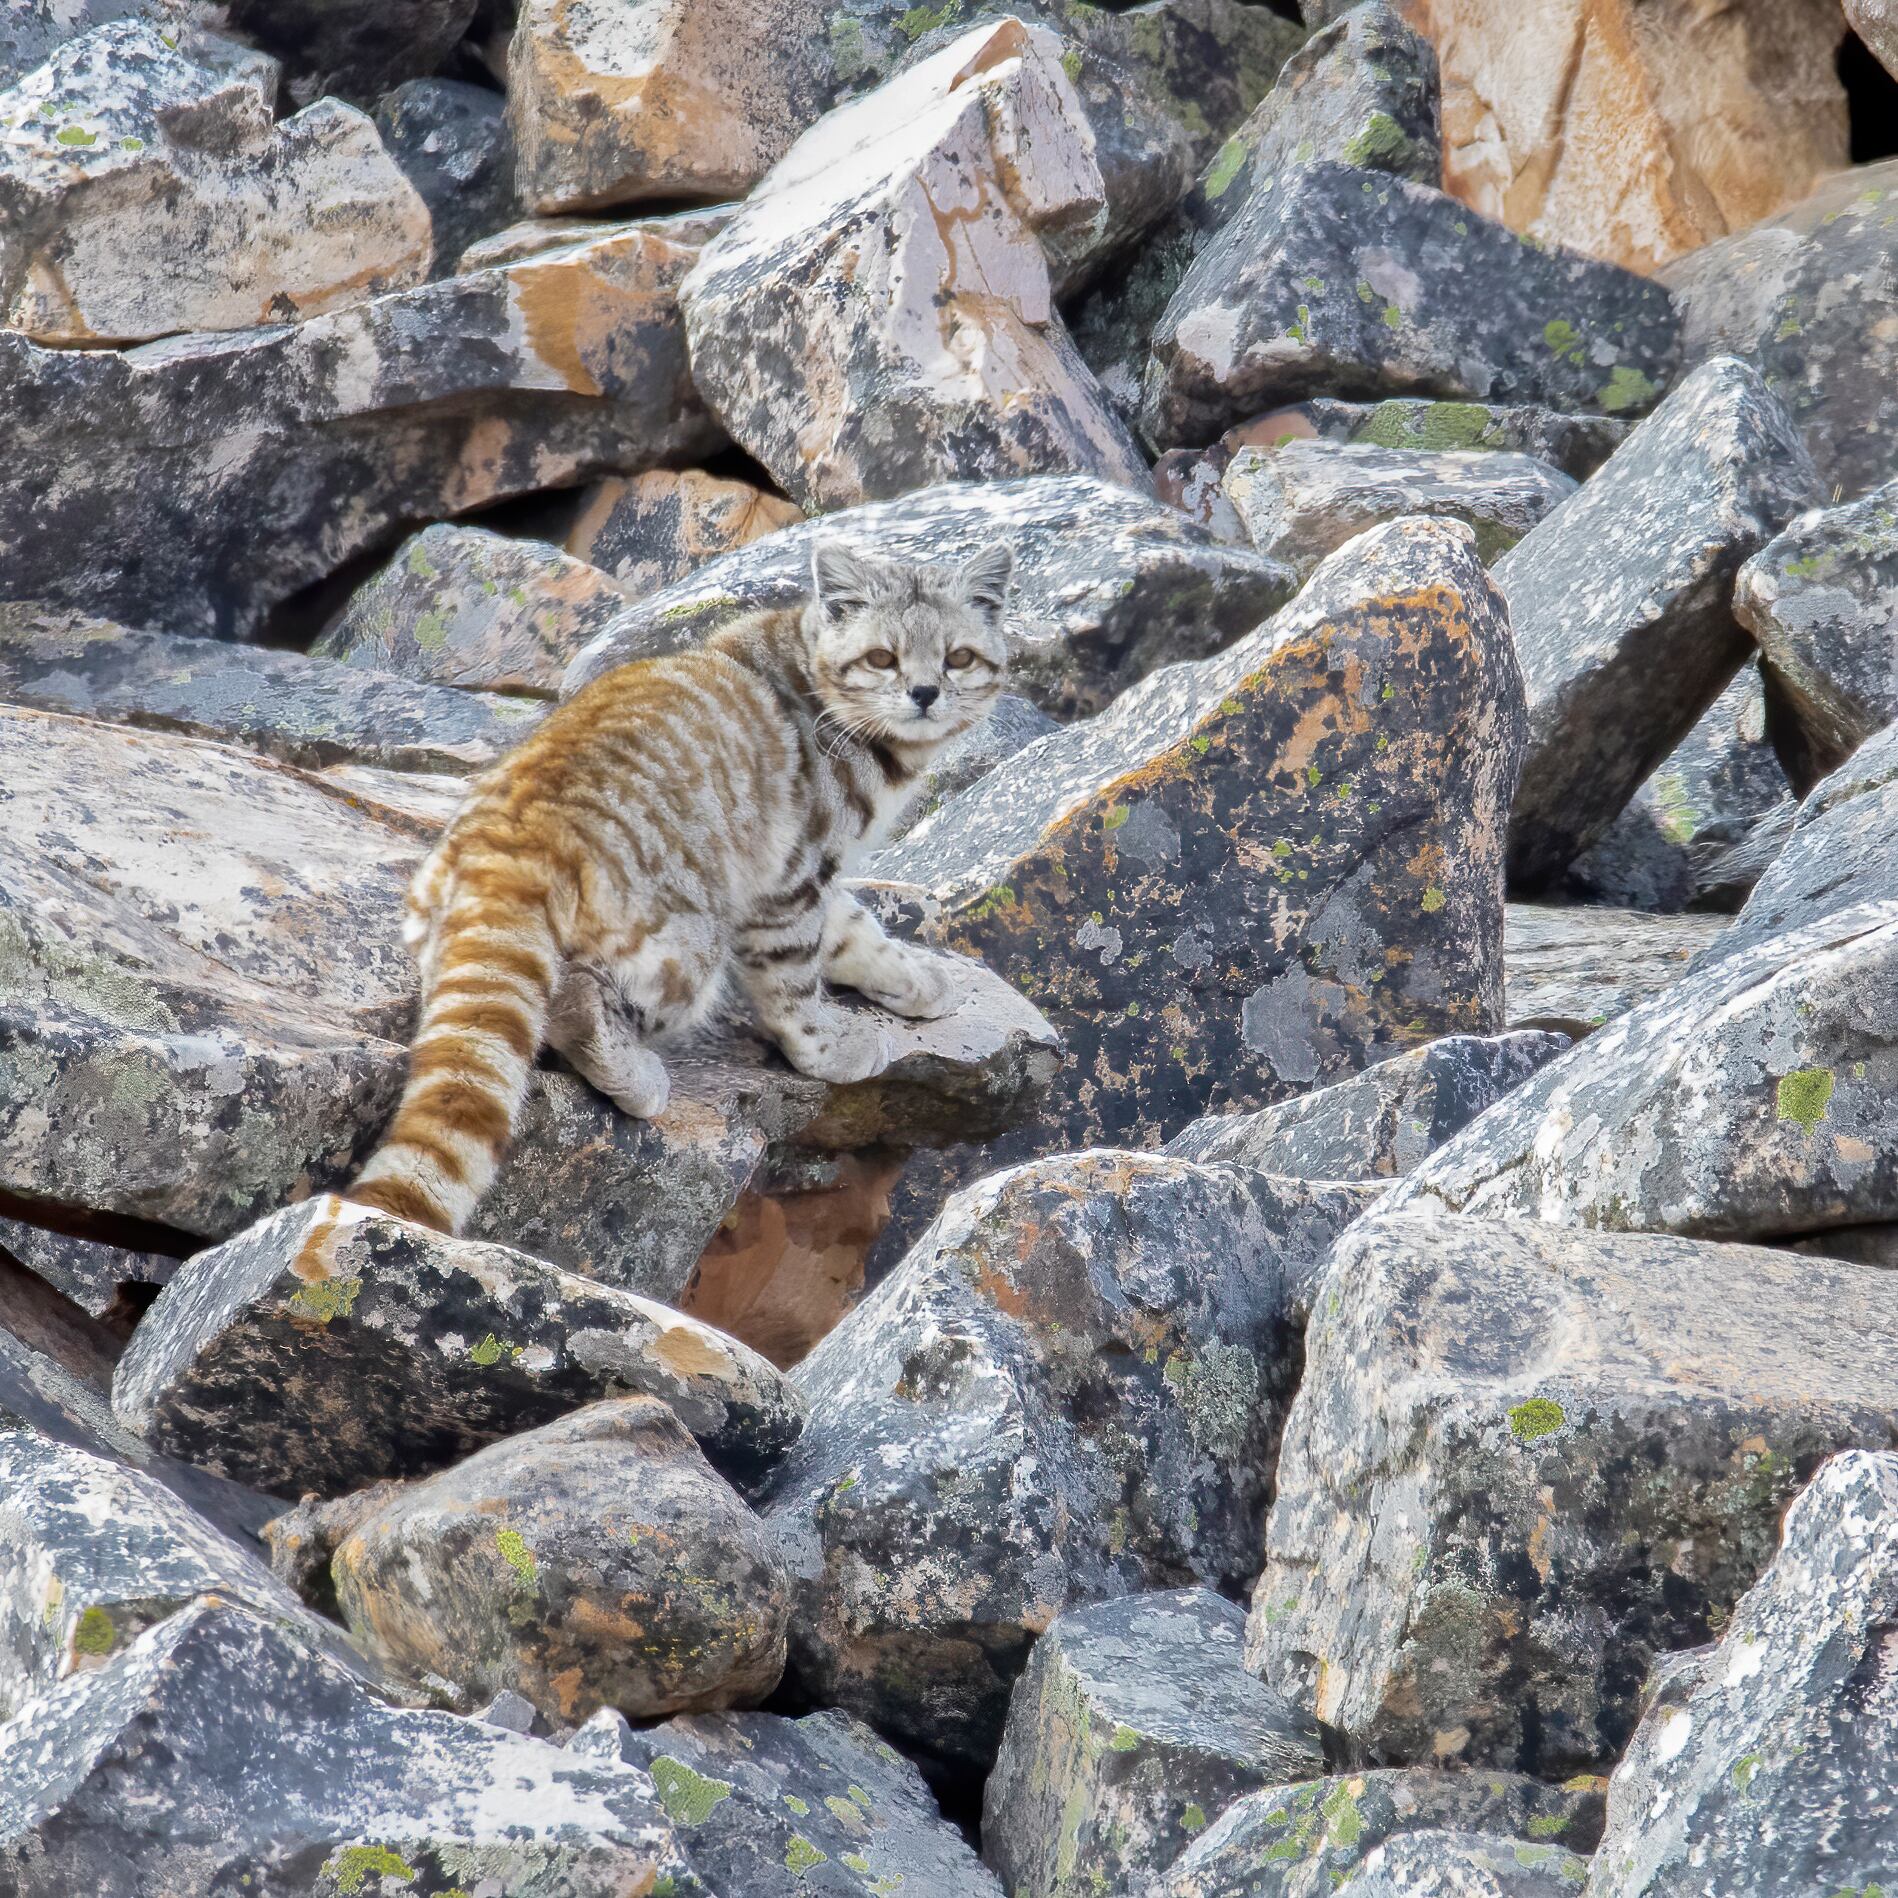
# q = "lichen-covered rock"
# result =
<box><xmin>889</xmin><ymin>694</ymin><xmax>1064</xmax><ymax>845</ymax></box>
<box><xmin>315</xmin><ymin>524</ymin><xmax>629</xmax><ymax>697</ymax></box>
<box><xmin>1500</xmin><ymin>904</ymin><xmax>1722</xmax><ymax>1035</ymax></box>
<box><xmin>0</xmin><ymin>24</ymin><xmax>431</xmax><ymax>344</ymax></box>
<box><xmin>1390</xmin><ymin>0</ymin><xmax>1846</xmax><ymax>276</ymax></box>
<box><xmin>870</xmin><ymin>516</ymin><xmax>1525</xmax><ymax>1167</ymax></box>
<box><xmin>224</xmin><ymin>0</ymin><xmax>477</xmax><ymax>103</ymax></box>
<box><xmin>0</xmin><ymin>603</ymin><xmax>544</xmax><ymax>771</ymax></box>
<box><xmin>764</xmin><ymin>1152</ymin><xmax>1372</xmax><ymax>1769</ymax></box>
<box><xmin>1248</xmin><ymin>1210</ymin><xmax>1898</xmax><ymax>1776</ymax></box>
<box><xmin>679</xmin><ymin>22</ymin><xmax>1150</xmax><ymax>512</ymax></box>
<box><xmin>1335</xmin><ymin>1831</ymin><xmax>1589</xmax><ymax>1895</ymax></box>
<box><xmin>0</xmin><ymin>1597</ymin><xmax>702</xmax><ymax>1897</ymax></box>
<box><xmin>983</xmin><ymin>1589</ymin><xmax>1323</xmax><ymax>1898</ymax></box>
<box><xmin>0</xmin><ymin>0</ymin><xmax>209</xmax><ymax>88</ymax></box>
<box><xmin>1223</xmin><ymin>441</ymin><xmax>1573</xmax><ymax>575</ymax></box>
<box><xmin>0</xmin><ymin>223</ymin><xmax>717</xmax><ymax>640</ymax></box>
<box><xmin>563</xmin><ymin>475</ymin><xmax>1296</xmax><ymax>721</ymax></box>
<box><xmin>1166</xmin><ymin>1031</ymin><xmax>1568</xmax><ymax>1182</ymax></box>
<box><xmin>1502</xmin><ymin>357</ymin><xmax>1817</xmax><ymax>889</ymax></box>
<box><xmin>110</xmin><ymin>1196</ymin><xmax>807</xmax><ymax>1498</ymax></box>
<box><xmin>1733</xmin><ymin>478</ymin><xmax>1898</xmax><ymax>790</ymax></box>
<box><xmin>459</xmin><ymin>202</ymin><xmax>736</xmax><ymax>271</ymax></box>
<box><xmin>1393</xmin><ymin>897</ymin><xmax>1898</xmax><ymax>1240</ymax></box>
<box><xmin>577</xmin><ymin>1703</ymin><xmax>1004</xmax><ymax>1896</ymax></box>
<box><xmin>323</xmin><ymin>1399</ymin><xmax>789</xmax><ymax>1722</ymax></box>
<box><xmin>1660</xmin><ymin>157</ymin><xmax>1898</xmax><ymax>502</ymax></box>
<box><xmin>1156</xmin><ymin>1769</ymin><xmax>1603</xmax><ymax>1898</ymax></box>
<box><xmin>373</xmin><ymin>78</ymin><xmax>518</xmax><ymax>279</ymax></box>
<box><xmin>563</xmin><ymin>468</ymin><xmax>803</xmax><ymax>600</ymax></box>
<box><xmin>1701</xmin><ymin>720</ymin><xmax>1898</xmax><ymax>963</ymax></box>
<box><xmin>1139</xmin><ymin>157</ymin><xmax>1679</xmax><ymax>452</ymax></box>
<box><xmin>0</xmin><ymin>1431</ymin><xmax>381</xmax><ymax>1719</ymax></box>
<box><xmin>1072</xmin><ymin>1</ymin><xmax>1441</xmax><ymax>415</ymax></box>
<box><xmin>1329</xmin><ymin>398</ymin><xmax>1626</xmax><ymax>479</ymax></box>
<box><xmin>1850</xmin><ymin>0</ymin><xmax>1898</xmax><ymax>79</ymax></box>
<box><xmin>1587</xmin><ymin>1449</ymin><xmax>1898</xmax><ymax>1897</ymax></box>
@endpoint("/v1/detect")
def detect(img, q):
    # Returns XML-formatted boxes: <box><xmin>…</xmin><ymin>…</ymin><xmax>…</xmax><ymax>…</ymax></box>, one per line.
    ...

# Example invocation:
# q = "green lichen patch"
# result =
<box><xmin>1508</xmin><ymin>1396</ymin><xmax>1566</xmax><ymax>1444</ymax></box>
<box><xmin>896</xmin><ymin>0</ymin><xmax>958</xmax><ymax>38</ymax></box>
<box><xmin>1183</xmin><ymin>1802</ymin><xmax>1208</xmax><ymax>1833</ymax></box>
<box><xmin>1777</xmin><ymin>1067</ymin><xmax>1835</xmax><ymax>1134</ymax></box>
<box><xmin>494</xmin><ymin>1527</ymin><xmax>538</xmax><ymax>1589</ymax></box>
<box><xmin>1600</xmin><ymin>364</ymin><xmax>1658</xmax><ymax>414</ymax></box>
<box><xmin>649</xmin><ymin>1755</ymin><xmax>734</xmax><ymax>1827</ymax></box>
<box><xmin>1204</xmin><ymin>134</ymin><xmax>1249</xmax><ymax>200</ymax></box>
<box><xmin>1342</xmin><ymin>110</ymin><xmax>1410</xmax><ymax>169</ymax></box>
<box><xmin>324</xmin><ymin>1844</ymin><xmax>417</xmax><ymax>1894</ymax></box>
<box><xmin>287</xmin><ymin>1276</ymin><xmax>363</xmax><ymax>1324</ymax></box>
<box><xmin>1420</xmin><ymin>885</ymin><xmax>1446</xmax><ymax>913</ymax></box>
<box><xmin>1320</xmin><ymin>1781</ymin><xmax>1363</xmax><ymax>1847</ymax></box>
<box><xmin>784</xmin><ymin>1834</ymin><xmax>828</xmax><ymax>1873</ymax></box>
<box><xmin>71</xmin><ymin>1605</ymin><xmax>117</xmax><ymax>1658</ymax></box>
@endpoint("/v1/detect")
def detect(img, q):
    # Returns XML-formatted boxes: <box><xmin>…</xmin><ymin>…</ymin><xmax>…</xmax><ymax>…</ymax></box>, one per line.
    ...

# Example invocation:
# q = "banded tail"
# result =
<box><xmin>351</xmin><ymin>870</ymin><xmax>560</xmax><ymax>1235</ymax></box>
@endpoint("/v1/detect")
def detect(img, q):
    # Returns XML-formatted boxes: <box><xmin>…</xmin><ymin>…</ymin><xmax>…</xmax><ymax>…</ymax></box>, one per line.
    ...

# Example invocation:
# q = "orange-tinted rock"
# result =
<box><xmin>564</xmin><ymin>468</ymin><xmax>803</xmax><ymax>600</ymax></box>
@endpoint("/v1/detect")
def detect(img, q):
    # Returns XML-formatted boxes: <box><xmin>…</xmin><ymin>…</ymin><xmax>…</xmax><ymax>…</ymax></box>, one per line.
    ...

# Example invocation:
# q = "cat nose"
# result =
<box><xmin>909</xmin><ymin>684</ymin><xmax>941</xmax><ymax>710</ymax></box>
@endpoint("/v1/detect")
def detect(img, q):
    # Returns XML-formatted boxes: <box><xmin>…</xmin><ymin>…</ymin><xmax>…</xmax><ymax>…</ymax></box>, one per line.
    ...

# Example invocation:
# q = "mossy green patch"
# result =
<box><xmin>468</xmin><ymin>1333</ymin><xmax>504</xmax><ymax>1366</ymax></box>
<box><xmin>1183</xmin><ymin>1803</ymin><xmax>1208</xmax><ymax>1833</ymax></box>
<box><xmin>71</xmin><ymin>1605</ymin><xmax>116</xmax><ymax>1658</ymax></box>
<box><xmin>287</xmin><ymin>1276</ymin><xmax>363</xmax><ymax>1324</ymax></box>
<box><xmin>783</xmin><ymin>1793</ymin><xmax>811</xmax><ymax>1816</ymax></box>
<box><xmin>326</xmin><ymin>1844</ymin><xmax>417</xmax><ymax>1893</ymax></box>
<box><xmin>896</xmin><ymin>0</ymin><xmax>957</xmax><ymax>37</ymax></box>
<box><xmin>1543</xmin><ymin>318</ymin><xmax>1579</xmax><ymax>356</ymax></box>
<box><xmin>1420</xmin><ymin>885</ymin><xmax>1446</xmax><ymax>913</ymax></box>
<box><xmin>1524</xmin><ymin>1813</ymin><xmax>1571</xmax><ymax>1839</ymax></box>
<box><xmin>495</xmin><ymin>1527</ymin><xmax>538</xmax><ymax>1588</ymax></box>
<box><xmin>1102</xmin><ymin>804</ymin><xmax>1130</xmax><ymax>831</ymax></box>
<box><xmin>1061</xmin><ymin>47</ymin><xmax>1084</xmax><ymax>82</ymax></box>
<box><xmin>1203</xmin><ymin>134</ymin><xmax>1249</xmax><ymax>200</ymax></box>
<box><xmin>784</xmin><ymin>1834</ymin><xmax>828</xmax><ymax>1873</ymax></box>
<box><xmin>1508</xmin><ymin>1396</ymin><xmax>1566</xmax><ymax>1444</ymax></box>
<box><xmin>649</xmin><ymin>1755</ymin><xmax>734</xmax><ymax>1826</ymax></box>
<box><xmin>1777</xmin><ymin>1067</ymin><xmax>1835</xmax><ymax>1134</ymax></box>
<box><xmin>1600</xmin><ymin>365</ymin><xmax>1657</xmax><ymax>414</ymax></box>
<box><xmin>1341</xmin><ymin>110</ymin><xmax>1409</xmax><ymax>168</ymax></box>
<box><xmin>55</xmin><ymin>124</ymin><xmax>97</xmax><ymax>147</ymax></box>
<box><xmin>1320</xmin><ymin>1782</ymin><xmax>1362</xmax><ymax>1847</ymax></box>
<box><xmin>1109</xmin><ymin>1723</ymin><xmax>1141</xmax><ymax>1751</ymax></box>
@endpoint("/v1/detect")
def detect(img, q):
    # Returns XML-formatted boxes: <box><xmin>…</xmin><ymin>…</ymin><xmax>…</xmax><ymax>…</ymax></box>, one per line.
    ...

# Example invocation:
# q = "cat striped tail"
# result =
<box><xmin>351</xmin><ymin>867</ymin><xmax>560</xmax><ymax>1235</ymax></box>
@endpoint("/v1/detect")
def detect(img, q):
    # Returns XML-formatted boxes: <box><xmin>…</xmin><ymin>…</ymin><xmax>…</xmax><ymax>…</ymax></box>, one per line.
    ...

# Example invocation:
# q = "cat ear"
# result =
<box><xmin>959</xmin><ymin>542</ymin><xmax>1014</xmax><ymax>619</ymax></box>
<box><xmin>811</xmin><ymin>539</ymin><xmax>880</xmax><ymax>621</ymax></box>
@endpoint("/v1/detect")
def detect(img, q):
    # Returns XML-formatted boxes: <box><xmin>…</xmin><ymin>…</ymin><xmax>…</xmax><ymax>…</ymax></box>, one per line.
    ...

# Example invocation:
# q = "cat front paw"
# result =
<box><xmin>777</xmin><ymin>1008</ymin><xmax>893</xmax><ymax>1085</ymax></box>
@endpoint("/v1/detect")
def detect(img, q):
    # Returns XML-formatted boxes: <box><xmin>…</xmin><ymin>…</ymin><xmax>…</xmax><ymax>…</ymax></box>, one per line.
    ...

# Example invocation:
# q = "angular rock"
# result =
<box><xmin>1501</xmin><ymin>905</ymin><xmax>1722</xmax><ymax>1034</ymax></box>
<box><xmin>1502</xmin><ymin>357</ymin><xmax>1817</xmax><ymax>888</ymax></box>
<box><xmin>1733</xmin><ymin>478</ymin><xmax>1898</xmax><ymax>790</ymax></box>
<box><xmin>1072</xmin><ymin>1</ymin><xmax>1441</xmax><ymax>414</ymax></box>
<box><xmin>1156</xmin><ymin>1769</ymin><xmax>1603</xmax><ymax>1898</ymax></box>
<box><xmin>1249</xmin><ymin>1209</ymin><xmax>1898</xmax><ymax>1776</ymax></box>
<box><xmin>1335</xmin><ymin>1831</ymin><xmax>1589</xmax><ymax>1895</ymax></box>
<box><xmin>579</xmin><ymin>1703</ymin><xmax>1004</xmax><ymax>1897</ymax></box>
<box><xmin>0</xmin><ymin>223</ymin><xmax>716</xmax><ymax>640</ymax></box>
<box><xmin>315</xmin><ymin>523</ymin><xmax>629</xmax><ymax>697</ymax></box>
<box><xmin>1624</xmin><ymin>664</ymin><xmax>1788</xmax><ymax>858</ymax></box>
<box><xmin>225</xmin><ymin>0</ymin><xmax>478</xmax><ymax>102</ymax></box>
<box><xmin>1395</xmin><ymin>0</ymin><xmax>1847</xmax><ymax>274</ymax></box>
<box><xmin>563</xmin><ymin>467</ymin><xmax>803</xmax><ymax>600</ymax></box>
<box><xmin>1660</xmin><ymin>157</ymin><xmax>1898</xmax><ymax>502</ymax></box>
<box><xmin>1330</xmin><ymin>398</ymin><xmax>1625</xmax><ymax>479</ymax></box>
<box><xmin>324</xmin><ymin>1399</ymin><xmax>788</xmax><ymax>1722</ymax></box>
<box><xmin>0</xmin><ymin>1431</ymin><xmax>379</xmax><ymax>1720</ymax></box>
<box><xmin>373</xmin><ymin>77</ymin><xmax>518</xmax><ymax>279</ymax></box>
<box><xmin>870</xmin><ymin>517</ymin><xmax>1525</xmax><ymax>1166</ymax></box>
<box><xmin>1166</xmin><ymin>1031</ymin><xmax>1568</xmax><ymax>1182</ymax></box>
<box><xmin>889</xmin><ymin>693</ymin><xmax>1064</xmax><ymax>844</ymax></box>
<box><xmin>564</xmin><ymin>475</ymin><xmax>1297</xmax><ymax>721</ymax></box>
<box><xmin>983</xmin><ymin>1588</ymin><xmax>1323</xmax><ymax>1898</ymax></box>
<box><xmin>1703</xmin><ymin>719</ymin><xmax>1898</xmax><ymax>963</ymax></box>
<box><xmin>1223</xmin><ymin>441</ymin><xmax>1573</xmax><ymax>575</ymax></box>
<box><xmin>1588</xmin><ymin>1449</ymin><xmax>1898</xmax><ymax>1897</ymax></box>
<box><xmin>110</xmin><ymin>1196</ymin><xmax>807</xmax><ymax>1498</ymax></box>
<box><xmin>679</xmin><ymin>22</ymin><xmax>1150</xmax><ymax>512</ymax></box>
<box><xmin>0</xmin><ymin>602</ymin><xmax>543</xmax><ymax>771</ymax></box>
<box><xmin>764</xmin><ymin>1151</ymin><xmax>1373</xmax><ymax>1769</ymax></box>
<box><xmin>1682</xmin><ymin>799</ymin><xmax>1796</xmax><ymax>913</ymax></box>
<box><xmin>0</xmin><ymin>1597</ymin><xmax>700</xmax><ymax>1896</ymax></box>
<box><xmin>459</xmin><ymin>202</ymin><xmax>736</xmax><ymax>271</ymax></box>
<box><xmin>0</xmin><ymin>24</ymin><xmax>431</xmax><ymax>344</ymax></box>
<box><xmin>1140</xmin><ymin>159</ymin><xmax>1680</xmax><ymax>452</ymax></box>
<box><xmin>1396</xmin><ymin>897</ymin><xmax>1898</xmax><ymax>1239</ymax></box>
<box><xmin>1557</xmin><ymin>806</ymin><xmax>1695</xmax><ymax>916</ymax></box>
<box><xmin>0</xmin><ymin>0</ymin><xmax>202</xmax><ymax>88</ymax></box>
<box><xmin>1850</xmin><ymin>0</ymin><xmax>1898</xmax><ymax>80</ymax></box>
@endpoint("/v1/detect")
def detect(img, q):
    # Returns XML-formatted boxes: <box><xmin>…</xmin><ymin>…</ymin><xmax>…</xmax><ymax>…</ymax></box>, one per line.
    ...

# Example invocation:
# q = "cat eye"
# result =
<box><xmin>945</xmin><ymin>647</ymin><xmax>978</xmax><ymax>670</ymax></box>
<box><xmin>861</xmin><ymin>649</ymin><xmax>899</xmax><ymax>671</ymax></box>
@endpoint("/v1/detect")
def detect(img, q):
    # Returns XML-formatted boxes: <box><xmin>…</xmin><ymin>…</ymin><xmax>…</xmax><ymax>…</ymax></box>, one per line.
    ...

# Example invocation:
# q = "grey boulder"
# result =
<box><xmin>371</xmin><ymin>77</ymin><xmax>517</xmax><ymax>276</ymax></box>
<box><xmin>1499</xmin><ymin>905</ymin><xmax>1724</xmax><ymax>1036</ymax></box>
<box><xmin>1336</xmin><ymin>1832</ymin><xmax>1588</xmax><ymax>1895</ymax></box>
<box><xmin>983</xmin><ymin>1588</ymin><xmax>1323</xmax><ymax>1898</ymax></box>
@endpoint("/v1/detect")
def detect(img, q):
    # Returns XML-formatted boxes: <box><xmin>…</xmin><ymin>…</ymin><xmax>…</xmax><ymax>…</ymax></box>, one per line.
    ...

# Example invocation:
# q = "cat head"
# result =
<box><xmin>804</xmin><ymin>539</ymin><xmax>1013</xmax><ymax>746</ymax></box>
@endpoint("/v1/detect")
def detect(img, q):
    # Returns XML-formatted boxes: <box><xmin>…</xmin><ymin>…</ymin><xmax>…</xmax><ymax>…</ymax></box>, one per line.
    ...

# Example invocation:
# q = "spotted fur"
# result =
<box><xmin>351</xmin><ymin>539</ymin><xmax>1014</xmax><ymax>1234</ymax></box>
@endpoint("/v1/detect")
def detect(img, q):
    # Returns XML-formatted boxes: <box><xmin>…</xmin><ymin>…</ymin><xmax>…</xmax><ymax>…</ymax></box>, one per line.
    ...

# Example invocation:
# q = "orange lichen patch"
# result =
<box><xmin>651</xmin><ymin>1324</ymin><xmax>736</xmax><ymax>1382</ymax></box>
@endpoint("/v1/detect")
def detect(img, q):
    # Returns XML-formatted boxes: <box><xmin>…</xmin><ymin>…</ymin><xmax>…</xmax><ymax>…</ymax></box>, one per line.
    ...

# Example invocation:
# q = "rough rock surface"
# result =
<box><xmin>0</xmin><ymin>601</ymin><xmax>543</xmax><ymax>772</ymax></box>
<box><xmin>764</xmin><ymin>1151</ymin><xmax>1374</xmax><ymax>1769</ymax></box>
<box><xmin>1587</xmin><ymin>1449</ymin><xmax>1898</xmax><ymax>1896</ymax></box>
<box><xmin>563</xmin><ymin>467</ymin><xmax>803</xmax><ymax>599</ymax></box>
<box><xmin>580</xmin><ymin>1703</ymin><xmax>1005</xmax><ymax>1897</ymax></box>
<box><xmin>372</xmin><ymin>77</ymin><xmax>518</xmax><ymax>280</ymax></box>
<box><xmin>1156</xmin><ymin>1769</ymin><xmax>1603</xmax><ymax>1898</ymax></box>
<box><xmin>1334</xmin><ymin>1831</ymin><xmax>1588</xmax><ymax>1895</ymax></box>
<box><xmin>563</xmin><ymin>475</ymin><xmax>1297</xmax><ymax>721</ymax></box>
<box><xmin>324</xmin><ymin>1398</ymin><xmax>789</xmax><ymax>1722</ymax></box>
<box><xmin>0</xmin><ymin>24</ymin><xmax>431</xmax><ymax>344</ymax></box>
<box><xmin>1660</xmin><ymin>157</ymin><xmax>1898</xmax><ymax>503</ymax></box>
<box><xmin>1140</xmin><ymin>155</ymin><xmax>1680</xmax><ymax>452</ymax></box>
<box><xmin>0</xmin><ymin>1597</ymin><xmax>700</xmax><ymax>1896</ymax></box>
<box><xmin>1850</xmin><ymin>0</ymin><xmax>1898</xmax><ymax>79</ymax></box>
<box><xmin>1733</xmin><ymin>479</ymin><xmax>1898</xmax><ymax>791</ymax></box>
<box><xmin>1249</xmin><ymin>1209</ymin><xmax>1898</xmax><ymax>1776</ymax></box>
<box><xmin>224</xmin><ymin>0</ymin><xmax>479</xmax><ymax>104</ymax></box>
<box><xmin>315</xmin><ymin>523</ymin><xmax>630</xmax><ymax>697</ymax></box>
<box><xmin>1394</xmin><ymin>897</ymin><xmax>1898</xmax><ymax>1239</ymax></box>
<box><xmin>1223</xmin><ymin>440</ymin><xmax>1573</xmax><ymax>575</ymax></box>
<box><xmin>679</xmin><ymin>22</ymin><xmax>1150</xmax><ymax>512</ymax></box>
<box><xmin>0</xmin><ymin>1430</ymin><xmax>378</xmax><ymax>1719</ymax></box>
<box><xmin>983</xmin><ymin>1588</ymin><xmax>1323</xmax><ymax>1898</ymax></box>
<box><xmin>0</xmin><ymin>223</ymin><xmax>717</xmax><ymax>639</ymax></box>
<box><xmin>1393</xmin><ymin>0</ymin><xmax>1848</xmax><ymax>274</ymax></box>
<box><xmin>1502</xmin><ymin>356</ymin><xmax>1817</xmax><ymax>889</ymax></box>
<box><xmin>1500</xmin><ymin>905</ymin><xmax>1722</xmax><ymax>1034</ymax></box>
<box><xmin>110</xmin><ymin>1196</ymin><xmax>808</xmax><ymax>1498</ymax></box>
<box><xmin>0</xmin><ymin>0</ymin><xmax>209</xmax><ymax>88</ymax></box>
<box><xmin>1621</xmin><ymin>666</ymin><xmax>1788</xmax><ymax>864</ymax></box>
<box><xmin>871</xmin><ymin>517</ymin><xmax>1525</xmax><ymax>1166</ymax></box>
<box><xmin>1166</xmin><ymin>1030</ymin><xmax>1568</xmax><ymax>1182</ymax></box>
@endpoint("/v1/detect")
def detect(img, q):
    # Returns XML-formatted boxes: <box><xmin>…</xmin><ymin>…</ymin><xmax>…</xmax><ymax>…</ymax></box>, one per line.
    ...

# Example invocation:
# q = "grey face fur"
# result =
<box><xmin>805</xmin><ymin>539</ymin><xmax>1013</xmax><ymax>746</ymax></box>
